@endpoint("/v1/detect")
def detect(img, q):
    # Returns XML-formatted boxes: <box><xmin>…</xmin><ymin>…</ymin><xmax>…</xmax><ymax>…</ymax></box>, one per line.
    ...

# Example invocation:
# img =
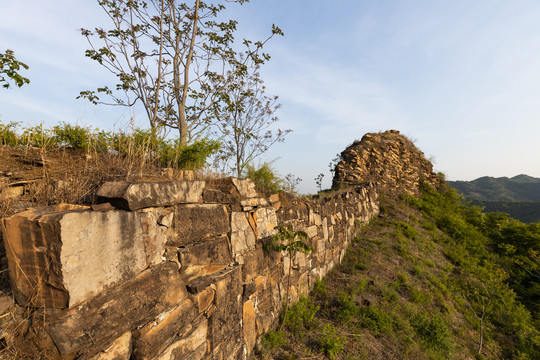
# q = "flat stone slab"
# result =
<box><xmin>97</xmin><ymin>181</ymin><xmax>206</xmax><ymax>210</ymax></box>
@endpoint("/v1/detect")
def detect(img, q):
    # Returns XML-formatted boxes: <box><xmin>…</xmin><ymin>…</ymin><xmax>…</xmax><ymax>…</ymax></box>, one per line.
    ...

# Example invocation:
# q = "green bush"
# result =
<box><xmin>412</xmin><ymin>312</ymin><xmax>451</xmax><ymax>353</ymax></box>
<box><xmin>319</xmin><ymin>324</ymin><xmax>345</xmax><ymax>360</ymax></box>
<box><xmin>261</xmin><ymin>330</ymin><xmax>287</xmax><ymax>351</ymax></box>
<box><xmin>282</xmin><ymin>296</ymin><xmax>320</xmax><ymax>334</ymax></box>
<box><xmin>336</xmin><ymin>292</ymin><xmax>360</xmax><ymax>323</ymax></box>
<box><xmin>54</xmin><ymin>122</ymin><xmax>91</xmax><ymax>150</ymax></box>
<box><xmin>173</xmin><ymin>138</ymin><xmax>220</xmax><ymax>170</ymax></box>
<box><xmin>244</xmin><ymin>161</ymin><xmax>283</xmax><ymax>193</ymax></box>
<box><xmin>397</xmin><ymin>222</ymin><xmax>418</xmax><ymax>240</ymax></box>
<box><xmin>359</xmin><ymin>306</ymin><xmax>394</xmax><ymax>335</ymax></box>
<box><xmin>313</xmin><ymin>279</ymin><xmax>327</xmax><ymax>299</ymax></box>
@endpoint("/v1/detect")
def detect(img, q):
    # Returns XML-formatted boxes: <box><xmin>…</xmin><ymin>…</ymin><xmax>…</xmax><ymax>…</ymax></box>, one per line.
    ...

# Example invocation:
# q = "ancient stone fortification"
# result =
<box><xmin>1</xmin><ymin>178</ymin><xmax>379</xmax><ymax>359</ymax></box>
<box><xmin>332</xmin><ymin>130</ymin><xmax>441</xmax><ymax>195</ymax></box>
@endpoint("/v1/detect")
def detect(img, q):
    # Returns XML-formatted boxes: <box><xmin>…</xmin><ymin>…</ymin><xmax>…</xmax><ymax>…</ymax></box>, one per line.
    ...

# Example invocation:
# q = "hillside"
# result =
<box><xmin>255</xmin><ymin>184</ymin><xmax>540</xmax><ymax>360</ymax></box>
<box><xmin>448</xmin><ymin>175</ymin><xmax>540</xmax><ymax>202</ymax></box>
<box><xmin>448</xmin><ymin>175</ymin><xmax>540</xmax><ymax>223</ymax></box>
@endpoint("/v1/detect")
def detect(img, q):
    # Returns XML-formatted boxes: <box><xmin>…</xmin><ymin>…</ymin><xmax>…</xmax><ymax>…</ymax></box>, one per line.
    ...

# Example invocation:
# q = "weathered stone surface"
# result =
<box><xmin>332</xmin><ymin>130</ymin><xmax>441</xmax><ymax>194</ymax></box>
<box><xmin>241</xmin><ymin>246</ymin><xmax>264</xmax><ymax>283</ymax></box>
<box><xmin>242</xmin><ymin>300</ymin><xmax>256</xmax><ymax>356</ymax></box>
<box><xmin>231</xmin><ymin>178</ymin><xmax>257</xmax><ymax>198</ymax></box>
<box><xmin>202</xmin><ymin>178</ymin><xmax>245</xmax><ymax>205</ymax></box>
<box><xmin>305</xmin><ymin>225</ymin><xmax>318</xmax><ymax>239</ymax></box>
<box><xmin>132</xmin><ymin>299</ymin><xmax>196</xmax><ymax>360</ymax></box>
<box><xmin>45</xmin><ymin>263</ymin><xmax>187</xmax><ymax>355</ymax></box>
<box><xmin>240</xmin><ymin>197</ymin><xmax>268</xmax><ymax>211</ymax></box>
<box><xmin>97</xmin><ymin>181</ymin><xmax>205</xmax><ymax>210</ymax></box>
<box><xmin>230</xmin><ymin>212</ymin><xmax>256</xmax><ymax>257</ymax></box>
<box><xmin>208</xmin><ymin>266</ymin><xmax>242</xmax><ymax>354</ymax></box>
<box><xmin>172</xmin><ymin>204</ymin><xmax>230</xmax><ymax>246</ymax></box>
<box><xmin>1</xmin><ymin>205</ymin><xmax>166</xmax><ymax>308</ymax></box>
<box><xmin>154</xmin><ymin>318</ymin><xmax>208</xmax><ymax>360</ymax></box>
<box><xmin>88</xmin><ymin>331</ymin><xmax>132</xmax><ymax>360</ymax></box>
<box><xmin>254</xmin><ymin>207</ymin><xmax>277</xmax><ymax>239</ymax></box>
<box><xmin>179</xmin><ymin>235</ymin><xmax>232</xmax><ymax>282</ymax></box>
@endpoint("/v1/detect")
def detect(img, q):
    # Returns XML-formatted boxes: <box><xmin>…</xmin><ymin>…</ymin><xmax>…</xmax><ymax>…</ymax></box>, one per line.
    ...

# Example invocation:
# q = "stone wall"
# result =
<box><xmin>332</xmin><ymin>130</ymin><xmax>441</xmax><ymax>195</ymax></box>
<box><xmin>0</xmin><ymin>178</ymin><xmax>379</xmax><ymax>359</ymax></box>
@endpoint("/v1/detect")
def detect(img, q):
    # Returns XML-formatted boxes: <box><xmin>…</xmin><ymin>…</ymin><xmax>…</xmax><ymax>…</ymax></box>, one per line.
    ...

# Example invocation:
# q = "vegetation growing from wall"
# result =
<box><xmin>256</xmin><ymin>183</ymin><xmax>540</xmax><ymax>360</ymax></box>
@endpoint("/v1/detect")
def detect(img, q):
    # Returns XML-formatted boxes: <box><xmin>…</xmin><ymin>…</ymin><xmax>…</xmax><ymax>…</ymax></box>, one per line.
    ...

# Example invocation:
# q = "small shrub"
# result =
<box><xmin>411</xmin><ymin>266</ymin><xmax>423</xmax><ymax>276</ymax></box>
<box><xmin>282</xmin><ymin>296</ymin><xmax>319</xmax><ymax>334</ymax></box>
<box><xmin>261</xmin><ymin>330</ymin><xmax>286</xmax><ymax>351</ymax></box>
<box><xmin>381</xmin><ymin>285</ymin><xmax>400</xmax><ymax>303</ymax></box>
<box><xmin>423</xmin><ymin>220</ymin><xmax>437</xmax><ymax>231</ymax></box>
<box><xmin>319</xmin><ymin>324</ymin><xmax>345</xmax><ymax>360</ymax></box>
<box><xmin>174</xmin><ymin>138</ymin><xmax>220</xmax><ymax>170</ymax></box>
<box><xmin>359</xmin><ymin>306</ymin><xmax>394</xmax><ymax>335</ymax></box>
<box><xmin>410</xmin><ymin>287</ymin><xmax>430</xmax><ymax>304</ymax></box>
<box><xmin>20</xmin><ymin>124</ymin><xmax>57</xmax><ymax>148</ymax></box>
<box><xmin>54</xmin><ymin>122</ymin><xmax>91</xmax><ymax>150</ymax></box>
<box><xmin>397</xmin><ymin>222</ymin><xmax>418</xmax><ymax>240</ymax></box>
<box><xmin>397</xmin><ymin>273</ymin><xmax>408</xmax><ymax>284</ymax></box>
<box><xmin>336</xmin><ymin>292</ymin><xmax>360</xmax><ymax>322</ymax></box>
<box><xmin>355</xmin><ymin>262</ymin><xmax>368</xmax><ymax>270</ymax></box>
<box><xmin>244</xmin><ymin>161</ymin><xmax>283</xmax><ymax>193</ymax></box>
<box><xmin>412</xmin><ymin>312</ymin><xmax>451</xmax><ymax>353</ymax></box>
<box><xmin>352</xmin><ymin>277</ymin><xmax>368</xmax><ymax>295</ymax></box>
<box><xmin>313</xmin><ymin>279</ymin><xmax>327</xmax><ymax>298</ymax></box>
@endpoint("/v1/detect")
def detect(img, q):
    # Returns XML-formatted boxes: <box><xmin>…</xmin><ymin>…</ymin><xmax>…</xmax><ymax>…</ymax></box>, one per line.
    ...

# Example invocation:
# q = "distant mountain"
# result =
<box><xmin>448</xmin><ymin>174</ymin><xmax>540</xmax><ymax>202</ymax></box>
<box><xmin>448</xmin><ymin>175</ymin><xmax>540</xmax><ymax>223</ymax></box>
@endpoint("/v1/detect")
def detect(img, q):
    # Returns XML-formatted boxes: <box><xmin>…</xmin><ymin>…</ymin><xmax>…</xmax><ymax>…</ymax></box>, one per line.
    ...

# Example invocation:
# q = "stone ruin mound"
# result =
<box><xmin>331</xmin><ymin>130</ymin><xmax>441</xmax><ymax>195</ymax></box>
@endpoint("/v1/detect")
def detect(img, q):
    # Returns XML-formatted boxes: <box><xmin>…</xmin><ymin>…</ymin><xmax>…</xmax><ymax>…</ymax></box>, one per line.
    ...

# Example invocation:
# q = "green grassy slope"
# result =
<box><xmin>255</xmin><ymin>183</ymin><xmax>540</xmax><ymax>360</ymax></box>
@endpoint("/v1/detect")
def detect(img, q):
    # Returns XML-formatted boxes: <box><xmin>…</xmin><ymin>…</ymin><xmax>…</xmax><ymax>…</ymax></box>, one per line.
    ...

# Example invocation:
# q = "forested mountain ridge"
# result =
<box><xmin>448</xmin><ymin>175</ymin><xmax>540</xmax><ymax>202</ymax></box>
<box><xmin>448</xmin><ymin>175</ymin><xmax>540</xmax><ymax>223</ymax></box>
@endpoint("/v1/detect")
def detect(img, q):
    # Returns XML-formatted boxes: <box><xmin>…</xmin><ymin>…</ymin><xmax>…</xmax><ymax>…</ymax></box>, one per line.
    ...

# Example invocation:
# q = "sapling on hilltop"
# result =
<box><xmin>268</xmin><ymin>225</ymin><xmax>313</xmax><ymax>331</ymax></box>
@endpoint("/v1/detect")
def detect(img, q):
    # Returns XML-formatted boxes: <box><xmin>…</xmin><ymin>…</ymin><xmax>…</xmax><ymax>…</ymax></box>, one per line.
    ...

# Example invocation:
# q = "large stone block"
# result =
<box><xmin>153</xmin><ymin>318</ymin><xmax>208</xmax><ymax>360</ymax></box>
<box><xmin>172</xmin><ymin>204</ymin><xmax>230</xmax><ymax>246</ymax></box>
<box><xmin>132</xmin><ymin>299</ymin><xmax>196</xmax><ymax>360</ymax></box>
<box><xmin>97</xmin><ymin>181</ymin><xmax>205</xmax><ymax>210</ymax></box>
<box><xmin>230</xmin><ymin>212</ymin><xmax>256</xmax><ymax>258</ymax></box>
<box><xmin>1</xmin><ymin>205</ymin><xmax>167</xmax><ymax>309</ymax></box>
<box><xmin>243</xmin><ymin>300</ymin><xmax>256</xmax><ymax>356</ymax></box>
<box><xmin>202</xmin><ymin>177</ymin><xmax>257</xmax><ymax>205</ymax></box>
<box><xmin>208</xmin><ymin>266</ymin><xmax>242</xmax><ymax>352</ymax></box>
<box><xmin>178</xmin><ymin>235</ymin><xmax>232</xmax><ymax>282</ymax></box>
<box><xmin>88</xmin><ymin>331</ymin><xmax>132</xmax><ymax>360</ymax></box>
<box><xmin>45</xmin><ymin>262</ymin><xmax>187</xmax><ymax>355</ymax></box>
<box><xmin>254</xmin><ymin>207</ymin><xmax>277</xmax><ymax>239</ymax></box>
<box><xmin>231</xmin><ymin>178</ymin><xmax>258</xmax><ymax>198</ymax></box>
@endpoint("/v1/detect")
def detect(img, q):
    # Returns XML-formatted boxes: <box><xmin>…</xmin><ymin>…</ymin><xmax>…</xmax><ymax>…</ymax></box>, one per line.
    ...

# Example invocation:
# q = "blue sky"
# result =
<box><xmin>2</xmin><ymin>1</ymin><xmax>540</xmax><ymax>193</ymax></box>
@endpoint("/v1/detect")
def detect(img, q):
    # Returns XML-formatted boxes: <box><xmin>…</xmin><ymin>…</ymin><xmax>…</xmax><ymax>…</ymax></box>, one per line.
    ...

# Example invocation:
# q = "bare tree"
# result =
<box><xmin>79</xmin><ymin>0</ymin><xmax>282</xmax><ymax>145</ymax></box>
<box><xmin>214</xmin><ymin>67</ymin><xmax>290</xmax><ymax>177</ymax></box>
